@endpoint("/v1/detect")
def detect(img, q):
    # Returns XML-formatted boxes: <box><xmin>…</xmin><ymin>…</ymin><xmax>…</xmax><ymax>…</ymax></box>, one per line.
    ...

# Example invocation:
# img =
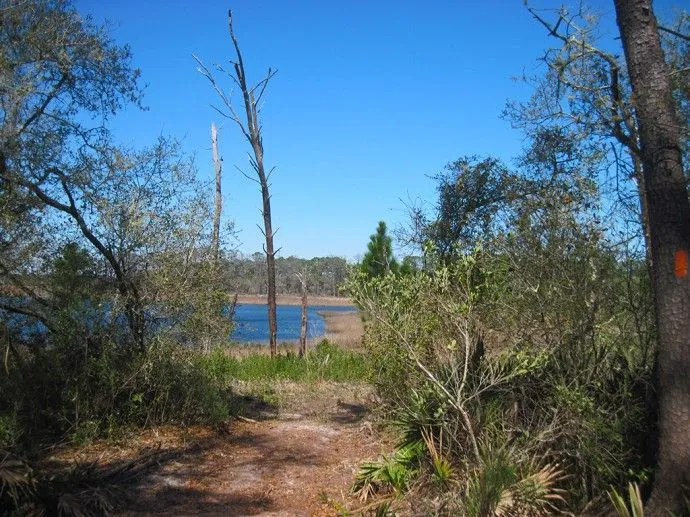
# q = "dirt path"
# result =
<box><xmin>46</xmin><ymin>383</ymin><xmax>388</xmax><ymax>516</ymax></box>
<box><xmin>124</xmin><ymin>417</ymin><xmax>381</xmax><ymax>515</ymax></box>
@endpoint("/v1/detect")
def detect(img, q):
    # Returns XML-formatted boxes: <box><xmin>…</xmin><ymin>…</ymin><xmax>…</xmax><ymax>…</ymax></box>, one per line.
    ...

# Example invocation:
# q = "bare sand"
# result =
<box><xmin>49</xmin><ymin>383</ymin><xmax>389</xmax><ymax>516</ymax></box>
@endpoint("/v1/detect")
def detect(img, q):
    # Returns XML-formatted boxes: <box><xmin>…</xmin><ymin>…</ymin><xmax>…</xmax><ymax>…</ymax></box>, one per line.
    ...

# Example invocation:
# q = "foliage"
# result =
<box><xmin>408</xmin><ymin>156</ymin><xmax>519</xmax><ymax>260</ymax></box>
<box><xmin>0</xmin><ymin>0</ymin><xmax>233</xmax><ymax>352</ymax></box>
<box><xmin>0</xmin><ymin>331</ymin><xmax>233</xmax><ymax>452</ymax></box>
<box><xmin>199</xmin><ymin>340</ymin><xmax>369</xmax><ymax>384</ymax></box>
<box><xmin>346</xmin><ymin>176</ymin><xmax>655</xmax><ymax>513</ymax></box>
<box><xmin>353</xmin><ymin>441</ymin><xmax>425</xmax><ymax>501</ymax></box>
<box><xmin>361</xmin><ymin>221</ymin><xmax>399</xmax><ymax>278</ymax></box>
<box><xmin>610</xmin><ymin>483</ymin><xmax>645</xmax><ymax>517</ymax></box>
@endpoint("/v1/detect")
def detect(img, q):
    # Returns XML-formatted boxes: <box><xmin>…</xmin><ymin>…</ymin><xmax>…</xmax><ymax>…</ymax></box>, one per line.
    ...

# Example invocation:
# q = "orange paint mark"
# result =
<box><xmin>675</xmin><ymin>249</ymin><xmax>688</xmax><ymax>278</ymax></box>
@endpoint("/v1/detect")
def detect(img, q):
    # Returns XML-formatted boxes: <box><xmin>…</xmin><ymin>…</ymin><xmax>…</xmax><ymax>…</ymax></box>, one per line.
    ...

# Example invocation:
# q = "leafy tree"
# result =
<box><xmin>412</xmin><ymin>157</ymin><xmax>519</xmax><ymax>260</ymax></box>
<box><xmin>361</xmin><ymin>221</ymin><xmax>398</xmax><ymax>277</ymax></box>
<box><xmin>0</xmin><ymin>1</ymin><xmax>232</xmax><ymax>352</ymax></box>
<box><xmin>399</xmin><ymin>256</ymin><xmax>421</xmax><ymax>276</ymax></box>
<box><xmin>0</xmin><ymin>0</ymin><xmax>145</xmax><ymax>346</ymax></box>
<box><xmin>49</xmin><ymin>242</ymin><xmax>96</xmax><ymax>301</ymax></box>
<box><xmin>508</xmin><ymin>4</ymin><xmax>689</xmax><ymax>270</ymax></box>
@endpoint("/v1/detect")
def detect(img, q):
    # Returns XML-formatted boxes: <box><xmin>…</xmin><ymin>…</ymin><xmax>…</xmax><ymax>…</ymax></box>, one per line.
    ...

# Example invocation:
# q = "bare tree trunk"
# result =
<box><xmin>211</xmin><ymin>122</ymin><xmax>222</xmax><ymax>264</ymax></box>
<box><xmin>297</xmin><ymin>268</ymin><xmax>308</xmax><ymax>358</ymax></box>
<box><xmin>227</xmin><ymin>10</ymin><xmax>278</xmax><ymax>357</ymax></box>
<box><xmin>195</xmin><ymin>11</ymin><xmax>280</xmax><ymax>357</ymax></box>
<box><xmin>614</xmin><ymin>1</ymin><xmax>690</xmax><ymax>514</ymax></box>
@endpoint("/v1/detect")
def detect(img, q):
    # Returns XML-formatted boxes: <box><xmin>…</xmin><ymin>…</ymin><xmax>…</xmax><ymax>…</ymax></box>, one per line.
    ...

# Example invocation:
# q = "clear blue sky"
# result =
<box><xmin>74</xmin><ymin>0</ymin><xmax>683</xmax><ymax>260</ymax></box>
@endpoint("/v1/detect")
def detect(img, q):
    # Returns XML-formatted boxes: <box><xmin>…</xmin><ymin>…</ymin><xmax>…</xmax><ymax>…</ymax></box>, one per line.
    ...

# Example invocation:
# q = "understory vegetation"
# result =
<box><xmin>347</xmin><ymin>244</ymin><xmax>655</xmax><ymax>515</ymax></box>
<box><xmin>341</xmin><ymin>4</ymin><xmax>690</xmax><ymax>514</ymax></box>
<box><xmin>0</xmin><ymin>334</ymin><xmax>364</xmax><ymax>513</ymax></box>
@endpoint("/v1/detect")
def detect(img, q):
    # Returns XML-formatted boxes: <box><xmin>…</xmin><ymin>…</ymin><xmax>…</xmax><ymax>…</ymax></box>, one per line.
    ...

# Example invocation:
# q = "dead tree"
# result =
<box><xmin>297</xmin><ymin>267</ymin><xmax>308</xmax><ymax>357</ymax></box>
<box><xmin>195</xmin><ymin>10</ymin><xmax>280</xmax><ymax>356</ymax></box>
<box><xmin>211</xmin><ymin>122</ymin><xmax>222</xmax><ymax>264</ymax></box>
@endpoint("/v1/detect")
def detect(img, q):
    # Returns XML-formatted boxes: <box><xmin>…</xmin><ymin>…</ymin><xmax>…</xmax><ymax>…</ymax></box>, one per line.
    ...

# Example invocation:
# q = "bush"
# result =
<box><xmin>0</xmin><ymin>330</ymin><xmax>232</xmax><ymax>453</ymax></box>
<box><xmin>345</xmin><ymin>244</ymin><xmax>655</xmax><ymax>513</ymax></box>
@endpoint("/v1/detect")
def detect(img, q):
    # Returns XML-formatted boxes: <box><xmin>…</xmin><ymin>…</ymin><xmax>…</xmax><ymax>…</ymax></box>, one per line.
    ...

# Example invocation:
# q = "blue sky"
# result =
<box><xmin>74</xmin><ymin>0</ymin><xmax>683</xmax><ymax>260</ymax></box>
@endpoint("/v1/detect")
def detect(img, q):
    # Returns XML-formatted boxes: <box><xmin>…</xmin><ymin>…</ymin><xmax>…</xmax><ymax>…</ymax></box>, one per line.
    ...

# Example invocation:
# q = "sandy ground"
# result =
<box><xmin>44</xmin><ymin>383</ymin><xmax>389</xmax><ymax>516</ymax></box>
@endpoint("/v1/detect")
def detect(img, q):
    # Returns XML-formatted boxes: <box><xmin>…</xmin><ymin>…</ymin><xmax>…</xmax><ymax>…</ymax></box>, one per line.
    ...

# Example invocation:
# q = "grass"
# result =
<box><xmin>319</xmin><ymin>310</ymin><xmax>364</xmax><ymax>350</ymax></box>
<box><xmin>199</xmin><ymin>339</ymin><xmax>370</xmax><ymax>384</ymax></box>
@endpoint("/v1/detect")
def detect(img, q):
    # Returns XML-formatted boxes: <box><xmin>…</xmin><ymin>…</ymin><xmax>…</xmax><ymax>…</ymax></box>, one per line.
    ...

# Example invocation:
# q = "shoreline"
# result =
<box><xmin>235</xmin><ymin>294</ymin><xmax>354</xmax><ymax>307</ymax></box>
<box><xmin>318</xmin><ymin>310</ymin><xmax>364</xmax><ymax>349</ymax></box>
<box><xmin>229</xmin><ymin>307</ymin><xmax>364</xmax><ymax>351</ymax></box>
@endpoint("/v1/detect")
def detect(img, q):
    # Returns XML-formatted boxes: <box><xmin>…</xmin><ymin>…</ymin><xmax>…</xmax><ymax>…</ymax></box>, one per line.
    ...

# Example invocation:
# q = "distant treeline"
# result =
<box><xmin>221</xmin><ymin>254</ymin><xmax>350</xmax><ymax>296</ymax></box>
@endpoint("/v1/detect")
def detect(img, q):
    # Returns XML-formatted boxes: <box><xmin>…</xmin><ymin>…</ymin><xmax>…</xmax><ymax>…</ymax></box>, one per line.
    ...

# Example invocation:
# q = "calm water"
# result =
<box><xmin>2</xmin><ymin>297</ymin><xmax>357</xmax><ymax>344</ymax></box>
<box><xmin>232</xmin><ymin>304</ymin><xmax>356</xmax><ymax>343</ymax></box>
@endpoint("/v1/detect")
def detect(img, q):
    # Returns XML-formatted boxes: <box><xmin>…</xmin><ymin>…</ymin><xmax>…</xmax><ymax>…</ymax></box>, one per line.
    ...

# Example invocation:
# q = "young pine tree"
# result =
<box><xmin>361</xmin><ymin>221</ymin><xmax>398</xmax><ymax>277</ymax></box>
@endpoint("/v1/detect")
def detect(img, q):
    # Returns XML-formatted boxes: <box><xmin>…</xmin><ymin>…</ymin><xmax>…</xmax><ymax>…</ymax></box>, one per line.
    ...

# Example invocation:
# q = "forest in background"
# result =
<box><xmin>222</xmin><ymin>254</ymin><xmax>349</xmax><ymax>297</ymax></box>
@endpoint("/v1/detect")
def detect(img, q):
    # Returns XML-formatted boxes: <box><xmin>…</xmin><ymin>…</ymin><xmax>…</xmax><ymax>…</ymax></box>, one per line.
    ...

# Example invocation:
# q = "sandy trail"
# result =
<box><xmin>42</xmin><ymin>383</ymin><xmax>386</xmax><ymax>516</ymax></box>
<box><xmin>123</xmin><ymin>414</ymin><xmax>380</xmax><ymax>516</ymax></box>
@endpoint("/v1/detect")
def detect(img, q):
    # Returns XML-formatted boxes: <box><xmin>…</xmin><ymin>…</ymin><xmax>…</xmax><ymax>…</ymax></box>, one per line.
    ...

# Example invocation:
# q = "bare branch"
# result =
<box><xmin>234</xmin><ymin>164</ymin><xmax>261</xmax><ymax>185</ymax></box>
<box><xmin>658</xmin><ymin>24</ymin><xmax>690</xmax><ymax>42</ymax></box>
<box><xmin>0</xmin><ymin>302</ymin><xmax>57</xmax><ymax>334</ymax></box>
<box><xmin>251</xmin><ymin>68</ymin><xmax>278</xmax><ymax>107</ymax></box>
<box><xmin>193</xmin><ymin>54</ymin><xmax>252</xmax><ymax>142</ymax></box>
<box><xmin>16</xmin><ymin>74</ymin><xmax>69</xmax><ymax>137</ymax></box>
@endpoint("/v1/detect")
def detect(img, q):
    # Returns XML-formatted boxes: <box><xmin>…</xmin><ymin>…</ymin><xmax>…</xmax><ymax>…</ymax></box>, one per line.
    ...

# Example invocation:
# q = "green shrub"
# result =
<box><xmin>346</xmin><ymin>244</ymin><xmax>655</xmax><ymax>513</ymax></box>
<box><xmin>0</xmin><ymin>331</ymin><xmax>233</xmax><ymax>452</ymax></box>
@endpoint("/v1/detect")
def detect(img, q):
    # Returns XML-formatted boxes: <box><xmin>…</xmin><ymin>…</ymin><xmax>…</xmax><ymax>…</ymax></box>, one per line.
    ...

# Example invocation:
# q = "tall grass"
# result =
<box><xmin>200</xmin><ymin>339</ymin><xmax>370</xmax><ymax>383</ymax></box>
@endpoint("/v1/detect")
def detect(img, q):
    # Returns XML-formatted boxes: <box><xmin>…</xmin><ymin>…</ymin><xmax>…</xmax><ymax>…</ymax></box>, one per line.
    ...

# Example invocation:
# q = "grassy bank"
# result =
<box><xmin>319</xmin><ymin>310</ymin><xmax>364</xmax><ymax>349</ymax></box>
<box><xmin>202</xmin><ymin>340</ymin><xmax>369</xmax><ymax>383</ymax></box>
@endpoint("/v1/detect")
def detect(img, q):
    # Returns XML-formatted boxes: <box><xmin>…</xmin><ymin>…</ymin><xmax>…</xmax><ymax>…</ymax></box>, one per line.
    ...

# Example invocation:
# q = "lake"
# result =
<box><xmin>2</xmin><ymin>298</ymin><xmax>357</xmax><ymax>344</ymax></box>
<box><xmin>232</xmin><ymin>304</ymin><xmax>356</xmax><ymax>343</ymax></box>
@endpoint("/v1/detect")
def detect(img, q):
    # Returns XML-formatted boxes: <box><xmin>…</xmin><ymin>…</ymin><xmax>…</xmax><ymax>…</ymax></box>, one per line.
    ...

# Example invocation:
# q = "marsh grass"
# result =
<box><xmin>319</xmin><ymin>311</ymin><xmax>364</xmax><ymax>350</ymax></box>
<box><xmin>200</xmin><ymin>340</ymin><xmax>370</xmax><ymax>384</ymax></box>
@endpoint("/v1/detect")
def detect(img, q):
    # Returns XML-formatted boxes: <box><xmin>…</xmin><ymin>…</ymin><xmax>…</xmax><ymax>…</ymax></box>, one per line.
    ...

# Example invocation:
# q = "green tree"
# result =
<box><xmin>0</xmin><ymin>0</ymin><xmax>232</xmax><ymax>352</ymax></box>
<box><xmin>413</xmin><ymin>157</ymin><xmax>518</xmax><ymax>261</ymax></box>
<box><xmin>0</xmin><ymin>0</ymin><xmax>144</xmax><ymax>346</ymax></box>
<box><xmin>361</xmin><ymin>221</ymin><xmax>398</xmax><ymax>277</ymax></box>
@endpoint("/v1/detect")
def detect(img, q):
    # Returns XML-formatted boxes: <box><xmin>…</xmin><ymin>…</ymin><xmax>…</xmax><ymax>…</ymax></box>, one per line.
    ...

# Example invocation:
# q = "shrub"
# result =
<box><xmin>346</xmin><ymin>244</ymin><xmax>655</xmax><ymax>513</ymax></box>
<box><xmin>0</xmin><ymin>330</ymin><xmax>232</xmax><ymax>453</ymax></box>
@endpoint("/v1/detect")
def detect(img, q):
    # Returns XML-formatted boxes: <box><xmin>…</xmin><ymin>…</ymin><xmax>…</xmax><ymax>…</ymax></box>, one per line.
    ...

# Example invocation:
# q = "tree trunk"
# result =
<box><xmin>614</xmin><ymin>1</ymin><xmax>690</xmax><ymax>514</ymax></box>
<box><xmin>259</xmin><ymin>163</ymin><xmax>278</xmax><ymax>357</ymax></box>
<box><xmin>207</xmin><ymin>10</ymin><xmax>279</xmax><ymax>357</ymax></box>
<box><xmin>632</xmin><ymin>154</ymin><xmax>655</xmax><ymax>273</ymax></box>
<box><xmin>298</xmin><ymin>268</ymin><xmax>308</xmax><ymax>358</ymax></box>
<box><xmin>211</xmin><ymin>122</ymin><xmax>222</xmax><ymax>264</ymax></box>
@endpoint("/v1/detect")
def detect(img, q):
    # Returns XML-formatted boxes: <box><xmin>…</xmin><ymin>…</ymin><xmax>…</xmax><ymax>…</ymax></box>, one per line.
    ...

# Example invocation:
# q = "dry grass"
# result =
<box><xmin>320</xmin><ymin>311</ymin><xmax>364</xmax><ymax>350</ymax></box>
